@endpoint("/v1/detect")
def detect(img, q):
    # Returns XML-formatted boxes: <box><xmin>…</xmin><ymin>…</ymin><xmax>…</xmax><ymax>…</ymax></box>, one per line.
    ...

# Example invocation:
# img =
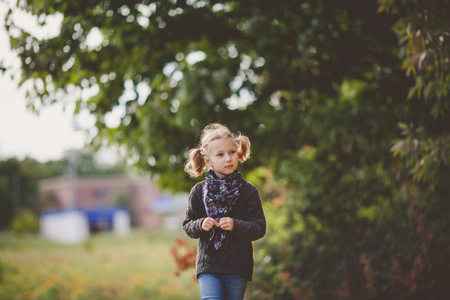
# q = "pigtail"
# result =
<box><xmin>184</xmin><ymin>148</ymin><xmax>206</xmax><ymax>177</ymax></box>
<box><xmin>236</xmin><ymin>135</ymin><xmax>251</xmax><ymax>162</ymax></box>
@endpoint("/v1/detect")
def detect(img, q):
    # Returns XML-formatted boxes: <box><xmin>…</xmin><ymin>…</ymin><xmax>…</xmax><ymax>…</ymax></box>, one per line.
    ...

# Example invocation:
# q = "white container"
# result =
<box><xmin>113</xmin><ymin>209</ymin><xmax>130</xmax><ymax>235</ymax></box>
<box><xmin>40</xmin><ymin>210</ymin><xmax>90</xmax><ymax>244</ymax></box>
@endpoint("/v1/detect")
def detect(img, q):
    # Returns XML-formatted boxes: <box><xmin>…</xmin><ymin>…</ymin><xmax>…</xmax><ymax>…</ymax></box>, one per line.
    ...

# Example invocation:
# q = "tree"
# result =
<box><xmin>0</xmin><ymin>158</ymin><xmax>41</xmax><ymax>229</ymax></box>
<box><xmin>3</xmin><ymin>0</ymin><xmax>449</xmax><ymax>299</ymax></box>
<box><xmin>3</xmin><ymin>0</ymin><xmax>403</xmax><ymax>190</ymax></box>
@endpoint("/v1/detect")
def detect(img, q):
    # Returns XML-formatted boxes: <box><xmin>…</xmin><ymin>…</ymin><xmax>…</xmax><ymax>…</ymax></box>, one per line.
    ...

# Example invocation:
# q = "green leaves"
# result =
<box><xmin>380</xmin><ymin>0</ymin><xmax>450</xmax><ymax>184</ymax></box>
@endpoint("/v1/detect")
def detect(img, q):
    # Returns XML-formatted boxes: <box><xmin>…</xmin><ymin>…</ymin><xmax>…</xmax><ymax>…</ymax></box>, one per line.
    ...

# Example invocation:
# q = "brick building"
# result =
<box><xmin>39</xmin><ymin>175</ymin><xmax>185</xmax><ymax>229</ymax></box>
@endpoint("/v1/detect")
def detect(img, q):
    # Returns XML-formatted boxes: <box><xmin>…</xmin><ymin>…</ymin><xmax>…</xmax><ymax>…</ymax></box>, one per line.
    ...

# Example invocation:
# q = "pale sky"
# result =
<box><xmin>0</xmin><ymin>2</ymin><xmax>89</xmax><ymax>162</ymax></box>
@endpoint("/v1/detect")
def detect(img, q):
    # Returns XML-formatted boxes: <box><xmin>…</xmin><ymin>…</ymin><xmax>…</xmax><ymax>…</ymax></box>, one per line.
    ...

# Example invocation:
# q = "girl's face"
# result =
<box><xmin>205</xmin><ymin>138</ymin><xmax>239</xmax><ymax>178</ymax></box>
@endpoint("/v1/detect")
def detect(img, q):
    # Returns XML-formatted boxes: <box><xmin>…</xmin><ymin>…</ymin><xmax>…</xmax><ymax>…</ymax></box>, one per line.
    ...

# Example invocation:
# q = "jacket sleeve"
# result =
<box><xmin>182</xmin><ymin>184</ymin><xmax>207</xmax><ymax>239</ymax></box>
<box><xmin>231</xmin><ymin>187</ymin><xmax>266</xmax><ymax>241</ymax></box>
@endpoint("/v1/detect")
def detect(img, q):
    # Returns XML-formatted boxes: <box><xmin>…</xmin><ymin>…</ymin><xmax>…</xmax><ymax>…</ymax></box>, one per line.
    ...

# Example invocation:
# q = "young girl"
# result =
<box><xmin>183</xmin><ymin>123</ymin><xmax>266</xmax><ymax>300</ymax></box>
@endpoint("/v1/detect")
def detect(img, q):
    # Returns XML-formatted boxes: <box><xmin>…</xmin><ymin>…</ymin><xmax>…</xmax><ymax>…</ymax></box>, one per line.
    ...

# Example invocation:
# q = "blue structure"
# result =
<box><xmin>78</xmin><ymin>206</ymin><xmax>129</xmax><ymax>232</ymax></box>
<box><xmin>40</xmin><ymin>206</ymin><xmax>130</xmax><ymax>244</ymax></box>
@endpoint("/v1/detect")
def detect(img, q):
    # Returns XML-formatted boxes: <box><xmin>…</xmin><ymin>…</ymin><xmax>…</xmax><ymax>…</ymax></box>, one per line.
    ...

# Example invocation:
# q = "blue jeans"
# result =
<box><xmin>198</xmin><ymin>273</ymin><xmax>248</xmax><ymax>300</ymax></box>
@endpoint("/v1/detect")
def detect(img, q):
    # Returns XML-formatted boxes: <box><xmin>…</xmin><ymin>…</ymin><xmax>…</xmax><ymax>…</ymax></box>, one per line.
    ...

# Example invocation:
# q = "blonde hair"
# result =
<box><xmin>184</xmin><ymin>123</ymin><xmax>251</xmax><ymax>177</ymax></box>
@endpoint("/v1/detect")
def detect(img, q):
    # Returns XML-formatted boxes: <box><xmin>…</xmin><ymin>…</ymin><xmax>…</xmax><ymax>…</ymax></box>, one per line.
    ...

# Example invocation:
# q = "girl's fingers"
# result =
<box><xmin>202</xmin><ymin>219</ymin><xmax>210</xmax><ymax>231</ymax></box>
<box><xmin>203</xmin><ymin>217</ymin><xmax>235</xmax><ymax>231</ymax></box>
<box><xmin>202</xmin><ymin>218</ymin><xmax>219</xmax><ymax>231</ymax></box>
<box><xmin>219</xmin><ymin>218</ymin><xmax>233</xmax><ymax>230</ymax></box>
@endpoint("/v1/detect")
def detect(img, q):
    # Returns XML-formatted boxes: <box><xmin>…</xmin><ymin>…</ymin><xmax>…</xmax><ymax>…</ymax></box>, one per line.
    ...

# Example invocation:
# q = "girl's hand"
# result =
<box><xmin>202</xmin><ymin>217</ymin><xmax>219</xmax><ymax>231</ymax></box>
<box><xmin>219</xmin><ymin>217</ymin><xmax>233</xmax><ymax>231</ymax></box>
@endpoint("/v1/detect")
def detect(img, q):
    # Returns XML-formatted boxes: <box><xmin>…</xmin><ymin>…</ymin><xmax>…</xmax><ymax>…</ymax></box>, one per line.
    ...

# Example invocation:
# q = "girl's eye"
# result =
<box><xmin>217</xmin><ymin>153</ymin><xmax>223</xmax><ymax>157</ymax></box>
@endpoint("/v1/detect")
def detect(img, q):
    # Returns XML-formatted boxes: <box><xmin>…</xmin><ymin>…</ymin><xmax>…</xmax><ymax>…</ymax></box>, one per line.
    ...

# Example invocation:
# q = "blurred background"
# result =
<box><xmin>1</xmin><ymin>0</ymin><xmax>449</xmax><ymax>299</ymax></box>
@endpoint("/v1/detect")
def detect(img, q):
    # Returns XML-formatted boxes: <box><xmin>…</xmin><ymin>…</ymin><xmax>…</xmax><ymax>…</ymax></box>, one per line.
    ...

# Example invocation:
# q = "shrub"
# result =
<box><xmin>11</xmin><ymin>209</ymin><xmax>40</xmax><ymax>235</ymax></box>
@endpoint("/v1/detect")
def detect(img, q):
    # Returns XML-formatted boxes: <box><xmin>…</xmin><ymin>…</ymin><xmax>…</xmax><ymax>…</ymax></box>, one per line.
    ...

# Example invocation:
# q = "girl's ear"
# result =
<box><xmin>204</xmin><ymin>155</ymin><xmax>210</xmax><ymax>167</ymax></box>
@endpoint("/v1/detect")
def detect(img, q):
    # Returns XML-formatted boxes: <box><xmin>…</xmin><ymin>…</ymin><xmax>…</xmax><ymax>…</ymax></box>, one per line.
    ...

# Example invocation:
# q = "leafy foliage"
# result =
<box><xmin>11</xmin><ymin>209</ymin><xmax>40</xmax><ymax>235</ymax></box>
<box><xmin>3</xmin><ymin>0</ymin><xmax>402</xmax><ymax>190</ymax></box>
<box><xmin>379</xmin><ymin>0</ymin><xmax>450</xmax><ymax>183</ymax></box>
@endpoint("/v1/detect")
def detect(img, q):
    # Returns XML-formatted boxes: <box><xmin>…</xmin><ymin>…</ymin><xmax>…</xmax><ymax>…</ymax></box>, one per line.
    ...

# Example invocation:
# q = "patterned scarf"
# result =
<box><xmin>203</xmin><ymin>169</ymin><xmax>243</xmax><ymax>251</ymax></box>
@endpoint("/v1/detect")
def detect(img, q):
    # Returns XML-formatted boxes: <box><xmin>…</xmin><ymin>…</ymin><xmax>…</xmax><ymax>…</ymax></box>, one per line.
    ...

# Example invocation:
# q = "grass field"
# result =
<box><xmin>0</xmin><ymin>229</ymin><xmax>199</xmax><ymax>300</ymax></box>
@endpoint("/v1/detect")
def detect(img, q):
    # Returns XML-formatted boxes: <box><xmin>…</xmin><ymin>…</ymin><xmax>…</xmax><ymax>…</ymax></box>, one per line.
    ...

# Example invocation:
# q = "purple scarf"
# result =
<box><xmin>203</xmin><ymin>169</ymin><xmax>243</xmax><ymax>251</ymax></box>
